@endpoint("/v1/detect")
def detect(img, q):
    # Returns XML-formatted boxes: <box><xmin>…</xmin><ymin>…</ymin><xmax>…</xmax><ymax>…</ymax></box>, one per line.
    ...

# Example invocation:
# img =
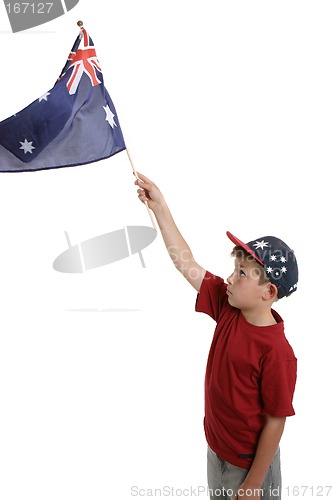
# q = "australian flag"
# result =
<box><xmin>0</xmin><ymin>27</ymin><xmax>126</xmax><ymax>172</ymax></box>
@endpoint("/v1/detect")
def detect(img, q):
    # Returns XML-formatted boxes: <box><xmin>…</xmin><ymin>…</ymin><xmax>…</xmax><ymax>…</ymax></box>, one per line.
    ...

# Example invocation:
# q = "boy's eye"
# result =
<box><xmin>239</xmin><ymin>269</ymin><xmax>246</xmax><ymax>276</ymax></box>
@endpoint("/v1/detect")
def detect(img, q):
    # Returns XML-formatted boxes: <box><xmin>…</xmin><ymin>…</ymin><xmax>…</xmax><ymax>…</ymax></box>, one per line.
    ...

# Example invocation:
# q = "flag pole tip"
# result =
<box><xmin>77</xmin><ymin>20</ymin><xmax>83</xmax><ymax>27</ymax></box>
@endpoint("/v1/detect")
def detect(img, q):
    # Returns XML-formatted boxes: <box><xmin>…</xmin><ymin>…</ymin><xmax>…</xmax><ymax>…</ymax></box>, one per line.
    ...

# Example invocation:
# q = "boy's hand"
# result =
<box><xmin>134</xmin><ymin>172</ymin><xmax>165</xmax><ymax>212</ymax></box>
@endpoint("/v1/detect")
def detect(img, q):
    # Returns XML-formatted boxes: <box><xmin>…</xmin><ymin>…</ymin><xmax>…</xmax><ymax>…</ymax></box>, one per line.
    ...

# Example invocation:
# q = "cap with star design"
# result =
<box><xmin>226</xmin><ymin>231</ymin><xmax>298</xmax><ymax>298</ymax></box>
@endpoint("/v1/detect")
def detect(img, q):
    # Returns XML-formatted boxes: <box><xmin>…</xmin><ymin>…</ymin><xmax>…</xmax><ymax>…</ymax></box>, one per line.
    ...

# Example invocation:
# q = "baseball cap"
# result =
<box><xmin>226</xmin><ymin>231</ymin><xmax>298</xmax><ymax>298</ymax></box>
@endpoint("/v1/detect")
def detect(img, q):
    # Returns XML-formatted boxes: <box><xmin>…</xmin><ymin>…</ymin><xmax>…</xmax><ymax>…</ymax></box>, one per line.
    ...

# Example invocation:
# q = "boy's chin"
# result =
<box><xmin>227</xmin><ymin>295</ymin><xmax>236</xmax><ymax>306</ymax></box>
<box><xmin>227</xmin><ymin>295</ymin><xmax>241</xmax><ymax>310</ymax></box>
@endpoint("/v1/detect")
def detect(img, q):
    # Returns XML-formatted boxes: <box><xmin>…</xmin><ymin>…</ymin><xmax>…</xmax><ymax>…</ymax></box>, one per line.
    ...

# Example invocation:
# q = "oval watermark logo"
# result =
<box><xmin>3</xmin><ymin>0</ymin><xmax>80</xmax><ymax>33</ymax></box>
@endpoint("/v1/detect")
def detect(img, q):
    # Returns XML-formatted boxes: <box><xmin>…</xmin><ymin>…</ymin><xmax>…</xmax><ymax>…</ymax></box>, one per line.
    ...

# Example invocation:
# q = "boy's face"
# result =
<box><xmin>226</xmin><ymin>256</ymin><xmax>270</xmax><ymax>310</ymax></box>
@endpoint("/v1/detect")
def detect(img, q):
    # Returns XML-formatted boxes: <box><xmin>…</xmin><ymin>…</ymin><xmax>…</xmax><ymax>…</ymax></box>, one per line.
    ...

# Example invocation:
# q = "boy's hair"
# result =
<box><xmin>231</xmin><ymin>245</ymin><xmax>271</xmax><ymax>286</ymax></box>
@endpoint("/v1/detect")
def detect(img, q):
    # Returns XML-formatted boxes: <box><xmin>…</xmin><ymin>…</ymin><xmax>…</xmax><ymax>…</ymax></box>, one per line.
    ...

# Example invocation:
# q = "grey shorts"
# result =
<box><xmin>207</xmin><ymin>445</ymin><xmax>281</xmax><ymax>500</ymax></box>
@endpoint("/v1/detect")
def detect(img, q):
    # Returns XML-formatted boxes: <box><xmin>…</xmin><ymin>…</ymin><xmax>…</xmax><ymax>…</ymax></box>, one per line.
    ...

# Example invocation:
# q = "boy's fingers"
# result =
<box><xmin>135</xmin><ymin>171</ymin><xmax>145</xmax><ymax>179</ymax></box>
<box><xmin>138</xmin><ymin>193</ymin><xmax>148</xmax><ymax>203</ymax></box>
<box><xmin>135</xmin><ymin>172</ymin><xmax>152</xmax><ymax>185</ymax></box>
<box><xmin>135</xmin><ymin>178</ymin><xmax>150</xmax><ymax>190</ymax></box>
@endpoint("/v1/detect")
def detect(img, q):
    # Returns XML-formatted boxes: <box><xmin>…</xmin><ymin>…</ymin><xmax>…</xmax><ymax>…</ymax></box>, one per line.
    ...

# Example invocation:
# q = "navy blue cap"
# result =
<box><xmin>227</xmin><ymin>232</ymin><xmax>298</xmax><ymax>298</ymax></box>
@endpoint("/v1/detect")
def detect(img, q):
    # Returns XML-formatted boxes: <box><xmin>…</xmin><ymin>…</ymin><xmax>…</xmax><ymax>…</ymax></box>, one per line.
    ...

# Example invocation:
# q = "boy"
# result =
<box><xmin>135</xmin><ymin>172</ymin><xmax>298</xmax><ymax>500</ymax></box>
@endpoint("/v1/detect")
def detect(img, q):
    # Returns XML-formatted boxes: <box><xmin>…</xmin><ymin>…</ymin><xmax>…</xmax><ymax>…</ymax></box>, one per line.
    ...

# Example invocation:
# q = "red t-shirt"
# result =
<box><xmin>195</xmin><ymin>271</ymin><xmax>297</xmax><ymax>469</ymax></box>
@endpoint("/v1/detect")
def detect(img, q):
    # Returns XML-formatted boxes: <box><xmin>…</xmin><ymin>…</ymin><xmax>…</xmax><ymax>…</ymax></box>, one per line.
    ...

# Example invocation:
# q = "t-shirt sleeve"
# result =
<box><xmin>195</xmin><ymin>270</ymin><xmax>228</xmax><ymax>322</ymax></box>
<box><xmin>261</xmin><ymin>355</ymin><xmax>297</xmax><ymax>417</ymax></box>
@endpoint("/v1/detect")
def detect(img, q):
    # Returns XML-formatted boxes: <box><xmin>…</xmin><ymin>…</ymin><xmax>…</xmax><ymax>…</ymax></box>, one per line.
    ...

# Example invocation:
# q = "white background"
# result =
<box><xmin>0</xmin><ymin>1</ymin><xmax>331</xmax><ymax>499</ymax></box>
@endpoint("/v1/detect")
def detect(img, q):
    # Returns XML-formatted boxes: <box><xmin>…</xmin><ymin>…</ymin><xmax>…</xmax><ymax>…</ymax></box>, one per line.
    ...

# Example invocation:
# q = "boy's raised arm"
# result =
<box><xmin>135</xmin><ymin>172</ymin><xmax>206</xmax><ymax>292</ymax></box>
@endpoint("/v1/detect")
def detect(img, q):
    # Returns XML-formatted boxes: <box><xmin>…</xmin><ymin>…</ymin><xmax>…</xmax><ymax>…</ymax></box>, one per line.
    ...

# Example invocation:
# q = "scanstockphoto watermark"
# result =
<box><xmin>130</xmin><ymin>485</ymin><xmax>333</xmax><ymax>498</ymax></box>
<box><xmin>131</xmin><ymin>485</ymin><xmax>226</xmax><ymax>497</ymax></box>
<box><xmin>167</xmin><ymin>245</ymin><xmax>295</xmax><ymax>284</ymax></box>
<box><xmin>130</xmin><ymin>485</ymin><xmax>279</xmax><ymax>497</ymax></box>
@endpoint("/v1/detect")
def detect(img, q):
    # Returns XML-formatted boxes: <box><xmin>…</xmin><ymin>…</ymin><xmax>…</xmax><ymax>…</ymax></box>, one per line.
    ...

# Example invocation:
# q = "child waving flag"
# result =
<box><xmin>135</xmin><ymin>172</ymin><xmax>298</xmax><ymax>500</ymax></box>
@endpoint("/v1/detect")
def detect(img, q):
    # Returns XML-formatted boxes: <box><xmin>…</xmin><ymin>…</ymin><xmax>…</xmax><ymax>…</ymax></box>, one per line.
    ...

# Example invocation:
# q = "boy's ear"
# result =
<box><xmin>263</xmin><ymin>283</ymin><xmax>278</xmax><ymax>301</ymax></box>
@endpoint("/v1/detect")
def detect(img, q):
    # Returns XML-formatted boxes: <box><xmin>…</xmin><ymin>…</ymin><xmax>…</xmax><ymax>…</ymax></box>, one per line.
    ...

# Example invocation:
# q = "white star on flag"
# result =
<box><xmin>253</xmin><ymin>240</ymin><xmax>269</xmax><ymax>250</ymax></box>
<box><xmin>281</xmin><ymin>266</ymin><xmax>287</xmax><ymax>273</ymax></box>
<box><xmin>19</xmin><ymin>139</ymin><xmax>35</xmax><ymax>154</ymax></box>
<box><xmin>39</xmin><ymin>92</ymin><xmax>51</xmax><ymax>102</ymax></box>
<box><xmin>270</xmin><ymin>255</ymin><xmax>277</xmax><ymax>261</ymax></box>
<box><xmin>103</xmin><ymin>105</ymin><xmax>117</xmax><ymax>129</ymax></box>
<box><xmin>280</xmin><ymin>256</ymin><xmax>287</xmax><ymax>263</ymax></box>
<box><xmin>266</xmin><ymin>266</ymin><xmax>273</xmax><ymax>274</ymax></box>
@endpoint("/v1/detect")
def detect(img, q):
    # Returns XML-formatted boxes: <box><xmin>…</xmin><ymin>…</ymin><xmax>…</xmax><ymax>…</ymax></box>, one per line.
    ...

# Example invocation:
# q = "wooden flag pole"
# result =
<box><xmin>126</xmin><ymin>149</ymin><xmax>158</xmax><ymax>231</ymax></box>
<box><xmin>76</xmin><ymin>22</ymin><xmax>157</xmax><ymax>232</ymax></box>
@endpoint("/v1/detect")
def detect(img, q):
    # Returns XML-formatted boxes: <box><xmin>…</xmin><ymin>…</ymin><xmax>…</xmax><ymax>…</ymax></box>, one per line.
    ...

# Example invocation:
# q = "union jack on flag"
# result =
<box><xmin>66</xmin><ymin>28</ymin><xmax>102</xmax><ymax>94</ymax></box>
<box><xmin>0</xmin><ymin>25</ymin><xmax>126</xmax><ymax>172</ymax></box>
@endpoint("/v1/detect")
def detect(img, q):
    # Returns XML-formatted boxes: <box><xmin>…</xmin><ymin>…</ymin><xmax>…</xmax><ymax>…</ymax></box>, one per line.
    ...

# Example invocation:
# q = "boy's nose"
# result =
<box><xmin>227</xmin><ymin>272</ymin><xmax>234</xmax><ymax>285</ymax></box>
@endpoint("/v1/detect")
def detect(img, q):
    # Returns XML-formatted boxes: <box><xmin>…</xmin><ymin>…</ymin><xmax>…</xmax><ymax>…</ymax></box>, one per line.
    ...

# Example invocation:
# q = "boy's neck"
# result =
<box><xmin>241</xmin><ymin>307</ymin><xmax>277</xmax><ymax>327</ymax></box>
